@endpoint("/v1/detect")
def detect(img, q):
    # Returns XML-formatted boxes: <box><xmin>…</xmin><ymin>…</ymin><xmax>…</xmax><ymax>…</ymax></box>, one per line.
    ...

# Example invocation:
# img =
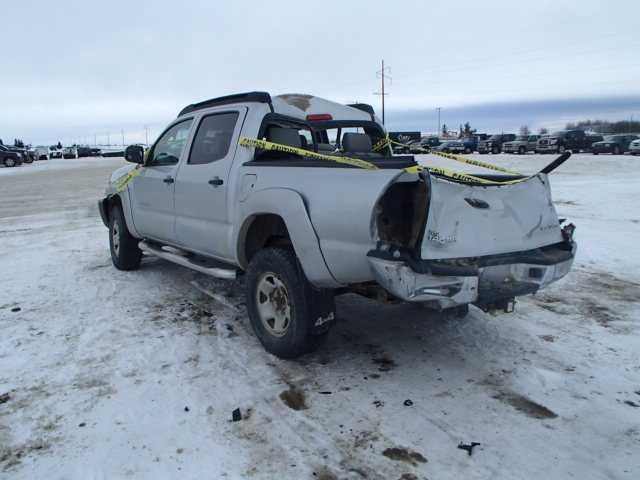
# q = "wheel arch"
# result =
<box><xmin>100</xmin><ymin>192</ymin><xmax>141</xmax><ymax>238</ymax></box>
<box><xmin>236</xmin><ymin>189</ymin><xmax>341</xmax><ymax>288</ymax></box>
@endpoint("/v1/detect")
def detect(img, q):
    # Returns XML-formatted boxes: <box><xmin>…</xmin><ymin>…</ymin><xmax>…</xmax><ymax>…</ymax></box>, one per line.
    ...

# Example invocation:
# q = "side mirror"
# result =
<box><xmin>124</xmin><ymin>145</ymin><xmax>145</xmax><ymax>164</ymax></box>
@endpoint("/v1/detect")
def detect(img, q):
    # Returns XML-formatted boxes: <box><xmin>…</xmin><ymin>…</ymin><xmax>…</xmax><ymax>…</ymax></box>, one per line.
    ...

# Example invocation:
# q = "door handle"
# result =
<box><xmin>208</xmin><ymin>177</ymin><xmax>224</xmax><ymax>187</ymax></box>
<box><xmin>163</xmin><ymin>176</ymin><xmax>174</xmax><ymax>184</ymax></box>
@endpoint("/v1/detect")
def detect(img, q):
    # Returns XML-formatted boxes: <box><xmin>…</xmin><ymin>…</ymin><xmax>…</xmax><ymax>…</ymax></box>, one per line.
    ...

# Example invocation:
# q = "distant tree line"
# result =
<box><xmin>565</xmin><ymin>119</ymin><xmax>640</xmax><ymax>134</ymax></box>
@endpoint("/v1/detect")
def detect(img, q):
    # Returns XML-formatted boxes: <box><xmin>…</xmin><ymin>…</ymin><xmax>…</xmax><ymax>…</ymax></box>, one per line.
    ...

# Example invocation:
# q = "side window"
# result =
<box><xmin>150</xmin><ymin>119</ymin><xmax>193</xmax><ymax>165</ymax></box>
<box><xmin>188</xmin><ymin>112</ymin><xmax>239</xmax><ymax>165</ymax></box>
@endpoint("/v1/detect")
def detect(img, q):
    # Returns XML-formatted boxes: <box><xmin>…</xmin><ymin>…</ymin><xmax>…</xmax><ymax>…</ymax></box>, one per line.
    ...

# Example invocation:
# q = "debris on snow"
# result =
<box><xmin>458</xmin><ymin>442</ymin><xmax>481</xmax><ymax>456</ymax></box>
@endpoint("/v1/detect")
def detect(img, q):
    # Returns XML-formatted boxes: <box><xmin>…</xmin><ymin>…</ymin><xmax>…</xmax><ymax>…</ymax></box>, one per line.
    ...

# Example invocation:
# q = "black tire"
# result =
<box><xmin>612</xmin><ymin>145</ymin><xmax>621</xmax><ymax>155</ymax></box>
<box><xmin>518</xmin><ymin>146</ymin><xmax>526</xmax><ymax>154</ymax></box>
<box><xmin>245</xmin><ymin>247</ymin><xmax>335</xmax><ymax>359</ymax></box>
<box><xmin>492</xmin><ymin>146</ymin><xmax>500</xmax><ymax>154</ymax></box>
<box><xmin>558</xmin><ymin>145</ymin><xmax>565</xmax><ymax>153</ymax></box>
<box><xmin>464</xmin><ymin>147</ymin><xmax>472</xmax><ymax>154</ymax></box>
<box><xmin>109</xmin><ymin>204</ymin><xmax>142</xmax><ymax>270</ymax></box>
<box><xmin>3</xmin><ymin>157</ymin><xmax>16</xmax><ymax>167</ymax></box>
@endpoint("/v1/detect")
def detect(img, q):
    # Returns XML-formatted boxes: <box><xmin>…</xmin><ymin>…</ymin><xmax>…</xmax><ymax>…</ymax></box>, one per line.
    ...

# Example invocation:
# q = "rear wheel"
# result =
<box><xmin>492</xmin><ymin>146</ymin><xmax>500</xmax><ymax>154</ymax></box>
<box><xmin>464</xmin><ymin>147</ymin><xmax>472</xmax><ymax>154</ymax></box>
<box><xmin>518</xmin><ymin>146</ymin><xmax>526</xmax><ymax>154</ymax></box>
<box><xmin>246</xmin><ymin>248</ymin><xmax>335</xmax><ymax>359</ymax></box>
<box><xmin>109</xmin><ymin>204</ymin><xmax>142</xmax><ymax>270</ymax></box>
<box><xmin>612</xmin><ymin>145</ymin><xmax>621</xmax><ymax>155</ymax></box>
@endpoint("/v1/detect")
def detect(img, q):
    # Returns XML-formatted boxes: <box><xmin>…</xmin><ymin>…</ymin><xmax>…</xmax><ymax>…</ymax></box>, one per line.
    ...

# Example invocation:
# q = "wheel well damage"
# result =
<box><xmin>373</xmin><ymin>176</ymin><xmax>429</xmax><ymax>253</ymax></box>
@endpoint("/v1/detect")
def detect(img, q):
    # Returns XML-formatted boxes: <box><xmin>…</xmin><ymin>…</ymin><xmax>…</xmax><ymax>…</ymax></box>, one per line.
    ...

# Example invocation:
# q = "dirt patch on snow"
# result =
<box><xmin>372</xmin><ymin>354</ymin><xmax>396</xmax><ymax>372</ymax></box>
<box><xmin>279</xmin><ymin>387</ymin><xmax>308</xmax><ymax>411</ymax></box>
<box><xmin>493</xmin><ymin>391</ymin><xmax>558</xmax><ymax>419</ymax></box>
<box><xmin>382</xmin><ymin>447</ymin><xmax>427</xmax><ymax>466</ymax></box>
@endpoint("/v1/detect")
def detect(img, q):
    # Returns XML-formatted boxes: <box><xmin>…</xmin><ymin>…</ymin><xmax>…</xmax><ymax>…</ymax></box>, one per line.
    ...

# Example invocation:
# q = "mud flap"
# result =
<box><xmin>307</xmin><ymin>286</ymin><xmax>336</xmax><ymax>335</ymax></box>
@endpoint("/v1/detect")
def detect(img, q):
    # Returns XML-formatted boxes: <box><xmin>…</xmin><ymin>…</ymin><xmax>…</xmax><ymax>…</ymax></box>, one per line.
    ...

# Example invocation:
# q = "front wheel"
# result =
<box><xmin>492</xmin><ymin>146</ymin><xmax>500</xmax><ymax>154</ymax></box>
<box><xmin>612</xmin><ymin>145</ymin><xmax>621</xmax><ymax>155</ymax></box>
<box><xmin>245</xmin><ymin>248</ymin><xmax>335</xmax><ymax>359</ymax></box>
<box><xmin>3</xmin><ymin>157</ymin><xmax>16</xmax><ymax>167</ymax></box>
<box><xmin>109</xmin><ymin>204</ymin><xmax>142</xmax><ymax>270</ymax></box>
<box><xmin>518</xmin><ymin>146</ymin><xmax>526</xmax><ymax>154</ymax></box>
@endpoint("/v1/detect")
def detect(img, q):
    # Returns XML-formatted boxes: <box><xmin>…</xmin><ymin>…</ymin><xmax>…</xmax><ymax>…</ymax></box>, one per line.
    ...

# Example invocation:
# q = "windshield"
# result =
<box><xmin>551</xmin><ymin>131</ymin><xmax>566</xmax><ymax>136</ymax></box>
<box><xmin>489</xmin><ymin>135</ymin><xmax>502</xmax><ymax>140</ymax></box>
<box><xmin>515</xmin><ymin>136</ymin><xmax>527</xmax><ymax>141</ymax></box>
<box><xmin>603</xmin><ymin>135</ymin><xmax>617</xmax><ymax>141</ymax></box>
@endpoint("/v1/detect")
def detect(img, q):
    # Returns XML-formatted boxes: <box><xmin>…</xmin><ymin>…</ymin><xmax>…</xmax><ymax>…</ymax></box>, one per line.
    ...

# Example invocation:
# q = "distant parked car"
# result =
<box><xmin>630</xmin><ymin>138</ymin><xmax>640</xmax><ymax>156</ymax></box>
<box><xmin>436</xmin><ymin>140</ymin><xmax>465</xmax><ymax>153</ymax></box>
<box><xmin>24</xmin><ymin>147</ymin><xmax>37</xmax><ymax>163</ymax></box>
<box><xmin>76</xmin><ymin>146</ymin><xmax>103</xmax><ymax>157</ymax></box>
<box><xmin>477</xmin><ymin>134</ymin><xmax>516</xmax><ymax>154</ymax></box>
<box><xmin>34</xmin><ymin>146</ymin><xmax>51</xmax><ymax>160</ymax></box>
<box><xmin>49</xmin><ymin>146</ymin><xmax>63</xmax><ymax>158</ymax></box>
<box><xmin>591</xmin><ymin>135</ymin><xmax>638</xmax><ymax>155</ymax></box>
<box><xmin>407</xmin><ymin>137</ymin><xmax>440</xmax><ymax>153</ymax></box>
<box><xmin>63</xmin><ymin>146</ymin><xmax>78</xmax><ymax>159</ymax></box>
<box><xmin>502</xmin><ymin>135</ymin><xmax>539</xmax><ymax>154</ymax></box>
<box><xmin>4</xmin><ymin>145</ymin><xmax>34</xmax><ymax>163</ymax></box>
<box><xmin>458</xmin><ymin>136</ymin><xmax>478</xmax><ymax>153</ymax></box>
<box><xmin>0</xmin><ymin>144</ymin><xmax>23</xmax><ymax>167</ymax></box>
<box><xmin>536</xmin><ymin>130</ymin><xmax>600</xmax><ymax>154</ymax></box>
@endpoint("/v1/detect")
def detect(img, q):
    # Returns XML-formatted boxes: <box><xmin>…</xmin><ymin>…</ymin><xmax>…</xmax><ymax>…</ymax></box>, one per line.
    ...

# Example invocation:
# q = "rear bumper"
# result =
<box><xmin>368</xmin><ymin>239</ymin><xmax>576</xmax><ymax>309</ymax></box>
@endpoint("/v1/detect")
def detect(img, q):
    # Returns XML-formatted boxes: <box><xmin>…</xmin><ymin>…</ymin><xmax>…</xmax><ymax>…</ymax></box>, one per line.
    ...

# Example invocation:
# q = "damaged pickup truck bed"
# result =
<box><xmin>99</xmin><ymin>91</ymin><xmax>576</xmax><ymax>358</ymax></box>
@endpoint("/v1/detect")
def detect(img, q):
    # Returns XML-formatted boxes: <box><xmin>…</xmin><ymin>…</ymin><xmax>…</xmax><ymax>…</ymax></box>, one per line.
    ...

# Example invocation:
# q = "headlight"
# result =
<box><xmin>549</xmin><ymin>139</ymin><xmax>558</xmax><ymax>144</ymax></box>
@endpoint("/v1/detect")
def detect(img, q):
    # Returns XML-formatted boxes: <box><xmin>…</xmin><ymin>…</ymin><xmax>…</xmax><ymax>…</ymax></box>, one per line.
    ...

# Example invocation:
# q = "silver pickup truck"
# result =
<box><xmin>99</xmin><ymin>92</ymin><xmax>576</xmax><ymax>358</ymax></box>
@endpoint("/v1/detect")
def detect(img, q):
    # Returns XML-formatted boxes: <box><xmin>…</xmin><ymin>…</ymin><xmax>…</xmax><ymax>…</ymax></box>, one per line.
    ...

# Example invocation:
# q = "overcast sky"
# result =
<box><xmin>2</xmin><ymin>0</ymin><xmax>639</xmax><ymax>145</ymax></box>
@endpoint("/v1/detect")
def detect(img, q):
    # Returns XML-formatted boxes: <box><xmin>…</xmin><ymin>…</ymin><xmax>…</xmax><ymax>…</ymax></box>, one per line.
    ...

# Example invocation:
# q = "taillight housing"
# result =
<box><xmin>306</xmin><ymin>114</ymin><xmax>333</xmax><ymax>122</ymax></box>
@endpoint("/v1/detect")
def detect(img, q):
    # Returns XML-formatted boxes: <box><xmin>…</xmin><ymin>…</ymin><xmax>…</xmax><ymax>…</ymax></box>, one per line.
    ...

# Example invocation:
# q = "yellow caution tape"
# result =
<box><xmin>239</xmin><ymin>137</ymin><xmax>378</xmax><ymax>170</ymax></box>
<box><xmin>114</xmin><ymin>165</ymin><xmax>144</xmax><ymax>193</ymax></box>
<box><xmin>375</xmin><ymin>136</ymin><xmax>521</xmax><ymax>175</ymax></box>
<box><xmin>239</xmin><ymin>136</ymin><xmax>531</xmax><ymax>185</ymax></box>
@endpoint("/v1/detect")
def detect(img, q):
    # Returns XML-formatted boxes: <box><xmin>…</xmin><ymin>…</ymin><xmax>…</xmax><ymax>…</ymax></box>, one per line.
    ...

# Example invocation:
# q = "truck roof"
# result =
<box><xmin>272</xmin><ymin>94</ymin><xmax>376</xmax><ymax>122</ymax></box>
<box><xmin>178</xmin><ymin>91</ymin><xmax>378</xmax><ymax>123</ymax></box>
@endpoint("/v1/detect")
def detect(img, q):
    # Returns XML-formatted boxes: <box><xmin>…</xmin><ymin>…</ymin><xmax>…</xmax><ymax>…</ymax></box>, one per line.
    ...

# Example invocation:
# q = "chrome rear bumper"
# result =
<box><xmin>367</xmin><ymin>241</ymin><xmax>576</xmax><ymax>309</ymax></box>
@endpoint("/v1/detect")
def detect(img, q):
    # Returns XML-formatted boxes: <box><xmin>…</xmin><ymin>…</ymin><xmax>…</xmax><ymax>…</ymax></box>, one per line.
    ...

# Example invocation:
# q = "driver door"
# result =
<box><xmin>130</xmin><ymin>118</ymin><xmax>194</xmax><ymax>243</ymax></box>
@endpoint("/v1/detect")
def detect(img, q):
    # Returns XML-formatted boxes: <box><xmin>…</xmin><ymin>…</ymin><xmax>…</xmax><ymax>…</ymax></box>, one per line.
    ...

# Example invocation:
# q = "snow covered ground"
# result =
<box><xmin>0</xmin><ymin>155</ymin><xmax>639</xmax><ymax>479</ymax></box>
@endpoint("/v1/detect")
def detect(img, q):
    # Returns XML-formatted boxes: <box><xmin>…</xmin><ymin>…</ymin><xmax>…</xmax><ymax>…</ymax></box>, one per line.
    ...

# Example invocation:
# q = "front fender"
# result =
<box><xmin>236</xmin><ymin>188</ymin><xmax>341</xmax><ymax>288</ymax></box>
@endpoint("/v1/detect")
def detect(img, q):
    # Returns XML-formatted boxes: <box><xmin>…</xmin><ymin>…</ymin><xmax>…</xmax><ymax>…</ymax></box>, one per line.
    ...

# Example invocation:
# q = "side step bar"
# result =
<box><xmin>139</xmin><ymin>241</ymin><xmax>237</xmax><ymax>280</ymax></box>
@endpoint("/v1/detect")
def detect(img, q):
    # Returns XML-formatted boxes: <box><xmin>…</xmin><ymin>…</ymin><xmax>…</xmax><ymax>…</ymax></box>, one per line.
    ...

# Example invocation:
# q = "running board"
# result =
<box><xmin>139</xmin><ymin>241</ymin><xmax>237</xmax><ymax>280</ymax></box>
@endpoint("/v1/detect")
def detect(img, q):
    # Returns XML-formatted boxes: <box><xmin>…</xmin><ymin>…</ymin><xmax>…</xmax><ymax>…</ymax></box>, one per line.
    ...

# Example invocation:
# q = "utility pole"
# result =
<box><xmin>144</xmin><ymin>125</ymin><xmax>149</xmax><ymax>147</ymax></box>
<box><xmin>436</xmin><ymin>107</ymin><xmax>442</xmax><ymax>136</ymax></box>
<box><xmin>374</xmin><ymin>59</ymin><xmax>391</xmax><ymax>125</ymax></box>
<box><xmin>94</xmin><ymin>134</ymin><xmax>97</xmax><ymax>146</ymax></box>
<box><xmin>121</xmin><ymin>129</ymin><xmax>125</xmax><ymax>147</ymax></box>
<box><xmin>107</xmin><ymin>133</ymin><xmax>110</xmax><ymax>146</ymax></box>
